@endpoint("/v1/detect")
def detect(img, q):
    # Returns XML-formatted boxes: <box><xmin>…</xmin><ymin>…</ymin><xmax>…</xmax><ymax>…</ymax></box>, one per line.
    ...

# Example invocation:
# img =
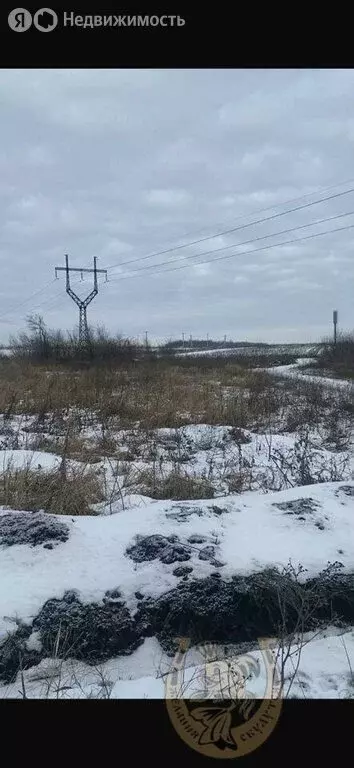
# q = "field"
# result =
<box><xmin>175</xmin><ymin>342</ymin><xmax>323</xmax><ymax>359</ymax></box>
<box><xmin>1</xmin><ymin>337</ymin><xmax>354</xmax><ymax>699</ymax></box>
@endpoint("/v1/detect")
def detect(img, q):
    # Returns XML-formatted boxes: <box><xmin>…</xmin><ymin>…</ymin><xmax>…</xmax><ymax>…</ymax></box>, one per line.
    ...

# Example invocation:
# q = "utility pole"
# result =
<box><xmin>206</xmin><ymin>333</ymin><xmax>209</xmax><ymax>347</ymax></box>
<box><xmin>145</xmin><ymin>330</ymin><xmax>148</xmax><ymax>349</ymax></box>
<box><xmin>182</xmin><ymin>332</ymin><xmax>185</xmax><ymax>349</ymax></box>
<box><xmin>55</xmin><ymin>254</ymin><xmax>107</xmax><ymax>347</ymax></box>
<box><xmin>333</xmin><ymin>310</ymin><xmax>338</xmax><ymax>345</ymax></box>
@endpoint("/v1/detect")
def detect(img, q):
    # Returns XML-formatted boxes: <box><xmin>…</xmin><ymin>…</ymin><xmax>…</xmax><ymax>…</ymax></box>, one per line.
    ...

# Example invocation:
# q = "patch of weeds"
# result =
<box><xmin>0</xmin><ymin>465</ymin><xmax>104</xmax><ymax>516</ymax></box>
<box><xmin>273</xmin><ymin>498</ymin><xmax>321</xmax><ymax>515</ymax></box>
<box><xmin>229</xmin><ymin>427</ymin><xmax>252</xmax><ymax>444</ymax></box>
<box><xmin>138</xmin><ymin>469</ymin><xmax>215</xmax><ymax>500</ymax></box>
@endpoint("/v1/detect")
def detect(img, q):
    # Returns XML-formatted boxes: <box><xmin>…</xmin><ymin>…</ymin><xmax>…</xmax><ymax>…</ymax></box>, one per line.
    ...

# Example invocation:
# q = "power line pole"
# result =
<box><xmin>145</xmin><ymin>330</ymin><xmax>148</xmax><ymax>348</ymax></box>
<box><xmin>182</xmin><ymin>332</ymin><xmax>185</xmax><ymax>349</ymax></box>
<box><xmin>55</xmin><ymin>254</ymin><xmax>107</xmax><ymax>347</ymax></box>
<box><xmin>333</xmin><ymin>309</ymin><xmax>338</xmax><ymax>345</ymax></box>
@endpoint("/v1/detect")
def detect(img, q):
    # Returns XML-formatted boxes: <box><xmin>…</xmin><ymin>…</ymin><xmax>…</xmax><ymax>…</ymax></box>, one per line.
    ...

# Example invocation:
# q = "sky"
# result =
<box><xmin>1</xmin><ymin>68</ymin><xmax>354</xmax><ymax>345</ymax></box>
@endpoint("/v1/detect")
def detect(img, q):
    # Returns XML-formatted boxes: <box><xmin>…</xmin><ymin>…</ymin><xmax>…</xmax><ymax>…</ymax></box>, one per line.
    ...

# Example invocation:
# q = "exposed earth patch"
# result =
<box><xmin>165</xmin><ymin>503</ymin><xmax>229</xmax><ymax>522</ymax></box>
<box><xmin>125</xmin><ymin>533</ymin><xmax>224</xmax><ymax>567</ymax></box>
<box><xmin>2</xmin><ymin>564</ymin><xmax>354</xmax><ymax>683</ymax></box>
<box><xmin>272</xmin><ymin>497</ymin><xmax>329</xmax><ymax>530</ymax></box>
<box><xmin>0</xmin><ymin>511</ymin><xmax>70</xmax><ymax>548</ymax></box>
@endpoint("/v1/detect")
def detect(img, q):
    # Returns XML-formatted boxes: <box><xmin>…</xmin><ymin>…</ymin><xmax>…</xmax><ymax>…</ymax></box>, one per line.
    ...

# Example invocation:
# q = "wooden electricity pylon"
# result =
<box><xmin>55</xmin><ymin>254</ymin><xmax>107</xmax><ymax>346</ymax></box>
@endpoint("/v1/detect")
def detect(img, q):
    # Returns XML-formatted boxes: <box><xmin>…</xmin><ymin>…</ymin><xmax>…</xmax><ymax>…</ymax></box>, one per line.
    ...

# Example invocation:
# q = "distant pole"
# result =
<box><xmin>333</xmin><ymin>310</ymin><xmax>338</xmax><ymax>345</ymax></box>
<box><xmin>145</xmin><ymin>330</ymin><xmax>148</xmax><ymax>348</ymax></box>
<box><xmin>182</xmin><ymin>332</ymin><xmax>185</xmax><ymax>349</ymax></box>
<box><xmin>206</xmin><ymin>333</ymin><xmax>209</xmax><ymax>347</ymax></box>
<box><xmin>189</xmin><ymin>334</ymin><xmax>192</xmax><ymax>348</ymax></box>
<box><xmin>224</xmin><ymin>334</ymin><xmax>227</xmax><ymax>342</ymax></box>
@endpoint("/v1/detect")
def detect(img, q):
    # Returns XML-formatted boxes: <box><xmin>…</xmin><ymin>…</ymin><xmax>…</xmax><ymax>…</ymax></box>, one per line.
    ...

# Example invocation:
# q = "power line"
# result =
<box><xmin>107</xmin><ymin>219</ymin><xmax>354</xmax><ymax>282</ymax></box>
<box><xmin>0</xmin><ymin>276</ymin><xmax>86</xmax><ymax>326</ymax></box>
<box><xmin>107</xmin><ymin>184</ymin><xmax>354</xmax><ymax>272</ymax></box>
<box><xmin>0</xmin><ymin>278</ymin><xmax>57</xmax><ymax>322</ymax></box>
<box><xmin>0</xmin><ymin>261</ymin><xmax>109</xmax><ymax>327</ymax></box>
<box><xmin>128</xmin><ymin>176</ymin><xmax>354</xmax><ymax>252</ymax></box>
<box><xmin>107</xmin><ymin>208</ymin><xmax>354</xmax><ymax>280</ymax></box>
<box><xmin>105</xmin><ymin>176</ymin><xmax>354</xmax><ymax>270</ymax></box>
<box><xmin>20</xmin><ymin>288</ymin><xmax>68</xmax><ymax>316</ymax></box>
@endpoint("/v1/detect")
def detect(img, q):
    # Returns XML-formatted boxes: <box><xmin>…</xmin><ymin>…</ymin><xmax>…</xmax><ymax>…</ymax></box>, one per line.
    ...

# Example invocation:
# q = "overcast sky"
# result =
<box><xmin>1</xmin><ymin>68</ymin><xmax>354</xmax><ymax>344</ymax></box>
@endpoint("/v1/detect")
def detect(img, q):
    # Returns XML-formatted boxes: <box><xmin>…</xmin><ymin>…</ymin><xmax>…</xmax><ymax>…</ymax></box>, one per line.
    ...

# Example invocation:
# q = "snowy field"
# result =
<box><xmin>1</xmin><ymin>479</ymin><xmax>354</xmax><ymax>637</ymax></box>
<box><xmin>1</xmin><ymin>628</ymin><xmax>354</xmax><ymax>700</ymax></box>
<box><xmin>1</xmin><ymin>355</ymin><xmax>354</xmax><ymax>699</ymax></box>
<box><xmin>265</xmin><ymin>359</ymin><xmax>354</xmax><ymax>390</ymax></box>
<box><xmin>176</xmin><ymin>344</ymin><xmax>322</xmax><ymax>359</ymax></box>
<box><xmin>1</xmin><ymin>473</ymin><xmax>354</xmax><ymax>699</ymax></box>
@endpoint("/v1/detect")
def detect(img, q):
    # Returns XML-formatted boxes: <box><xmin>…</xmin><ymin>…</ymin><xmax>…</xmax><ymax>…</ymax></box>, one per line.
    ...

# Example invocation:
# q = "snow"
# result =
<box><xmin>95</xmin><ymin>423</ymin><xmax>352</xmax><ymax>511</ymax></box>
<box><xmin>0</xmin><ymin>449</ymin><xmax>62</xmax><ymax>473</ymax></box>
<box><xmin>1</xmin><ymin>372</ymin><xmax>354</xmax><ymax>698</ymax></box>
<box><xmin>177</xmin><ymin>345</ymin><xmax>321</xmax><ymax>359</ymax></box>
<box><xmin>265</xmin><ymin>360</ymin><xmax>354</xmax><ymax>390</ymax></box>
<box><xmin>1</xmin><ymin>628</ymin><xmax>354</xmax><ymax>699</ymax></box>
<box><xmin>1</xmin><ymin>480</ymin><xmax>354</xmax><ymax>642</ymax></box>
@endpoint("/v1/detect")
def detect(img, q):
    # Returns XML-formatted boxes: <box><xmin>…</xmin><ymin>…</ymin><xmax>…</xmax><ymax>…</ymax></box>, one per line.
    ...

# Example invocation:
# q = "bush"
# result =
<box><xmin>138</xmin><ymin>469</ymin><xmax>215</xmax><ymax>500</ymax></box>
<box><xmin>0</xmin><ymin>462</ymin><xmax>104</xmax><ymax>516</ymax></box>
<box><xmin>9</xmin><ymin>316</ymin><xmax>145</xmax><ymax>367</ymax></box>
<box><xmin>317</xmin><ymin>333</ymin><xmax>354</xmax><ymax>378</ymax></box>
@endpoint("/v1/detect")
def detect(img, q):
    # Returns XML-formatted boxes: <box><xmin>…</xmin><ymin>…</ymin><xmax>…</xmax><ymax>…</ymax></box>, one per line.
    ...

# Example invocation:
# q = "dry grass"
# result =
<box><xmin>0</xmin><ymin>357</ymin><xmax>278</xmax><ymax>430</ymax></box>
<box><xmin>0</xmin><ymin>462</ymin><xmax>104</xmax><ymax>516</ymax></box>
<box><xmin>315</xmin><ymin>334</ymin><xmax>354</xmax><ymax>380</ymax></box>
<box><xmin>30</xmin><ymin>434</ymin><xmax>115</xmax><ymax>464</ymax></box>
<box><xmin>1</xmin><ymin>354</ymin><xmax>352</xmax><ymax>440</ymax></box>
<box><xmin>136</xmin><ymin>468</ymin><xmax>215</xmax><ymax>500</ymax></box>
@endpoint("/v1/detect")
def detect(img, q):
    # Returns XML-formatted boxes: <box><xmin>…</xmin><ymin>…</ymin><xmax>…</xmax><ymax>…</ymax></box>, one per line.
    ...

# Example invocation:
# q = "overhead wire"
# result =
<box><xmin>106</xmin><ymin>208</ymin><xmax>354</xmax><ymax>280</ymax></box>
<box><xmin>106</xmin><ymin>219</ymin><xmax>354</xmax><ymax>282</ymax></box>
<box><xmin>2</xmin><ymin>179</ymin><xmax>354</xmax><ymax>329</ymax></box>
<box><xmin>0</xmin><ymin>278</ymin><xmax>57</xmax><ymax>322</ymax></box>
<box><xmin>106</xmin><ymin>184</ymin><xmax>354</xmax><ymax>272</ymax></box>
<box><xmin>0</xmin><ymin>275</ymin><xmax>88</xmax><ymax>326</ymax></box>
<box><xmin>132</xmin><ymin>176</ymin><xmax>354</xmax><ymax>248</ymax></box>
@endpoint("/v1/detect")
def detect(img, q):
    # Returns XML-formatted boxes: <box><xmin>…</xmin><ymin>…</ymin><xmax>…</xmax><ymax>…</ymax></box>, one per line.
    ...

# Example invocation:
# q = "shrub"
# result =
<box><xmin>0</xmin><ymin>462</ymin><xmax>104</xmax><ymax>516</ymax></box>
<box><xmin>137</xmin><ymin>469</ymin><xmax>215</xmax><ymax>500</ymax></box>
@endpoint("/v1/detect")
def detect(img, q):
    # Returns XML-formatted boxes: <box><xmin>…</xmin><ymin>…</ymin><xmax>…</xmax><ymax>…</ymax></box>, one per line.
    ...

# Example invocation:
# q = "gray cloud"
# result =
<box><xmin>1</xmin><ymin>68</ymin><xmax>354</xmax><ymax>344</ymax></box>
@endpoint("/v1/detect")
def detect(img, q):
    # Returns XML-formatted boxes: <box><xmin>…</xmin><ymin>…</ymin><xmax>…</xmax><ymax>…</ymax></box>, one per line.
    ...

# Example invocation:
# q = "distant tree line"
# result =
<box><xmin>8</xmin><ymin>315</ymin><xmax>153</xmax><ymax>365</ymax></box>
<box><xmin>159</xmin><ymin>338</ymin><xmax>270</xmax><ymax>353</ymax></box>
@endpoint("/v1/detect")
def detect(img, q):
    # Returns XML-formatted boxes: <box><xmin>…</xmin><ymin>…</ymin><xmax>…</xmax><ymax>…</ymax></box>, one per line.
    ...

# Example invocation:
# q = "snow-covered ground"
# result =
<box><xmin>1</xmin><ymin>479</ymin><xmax>354</xmax><ymax>698</ymax></box>
<box><xmin>1</xmin><ymin>361</ymin><xmax>354</xmax><ymax>699</ymax></box>
<box><xmin>176</xmin><ymin>345</ymin><xmax>321</xmax><ymax>359</ymax></box>
<box><xmin>0</xmin><ymin>449</ymin><xmax>62</xmax><ymax>473</ymax></box>
<box><xmin>1</xmin><ymin>479</ymin><xmax>353</xmax><ymax>636</ymax></box>
<box><xmin>1</xmin><ymin>421</ymin><xmax>352</xmax><ymax>513</ymax></box>
<box><xmin>265</xmin><ymin>359</ymin><xmax>354</xmax><ymax>390</ymax></box>
<box><xmin>1</xmin><ymin>627</ymin><xmax>354</xmax><ymax>700</ymax></box>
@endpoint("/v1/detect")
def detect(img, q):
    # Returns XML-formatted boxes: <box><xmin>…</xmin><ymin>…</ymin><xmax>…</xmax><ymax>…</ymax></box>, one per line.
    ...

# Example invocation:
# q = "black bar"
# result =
<box><xmin>2</xmin><ymin>9</ymin><xmax>353</xmax><ymax>68</ymax></box>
